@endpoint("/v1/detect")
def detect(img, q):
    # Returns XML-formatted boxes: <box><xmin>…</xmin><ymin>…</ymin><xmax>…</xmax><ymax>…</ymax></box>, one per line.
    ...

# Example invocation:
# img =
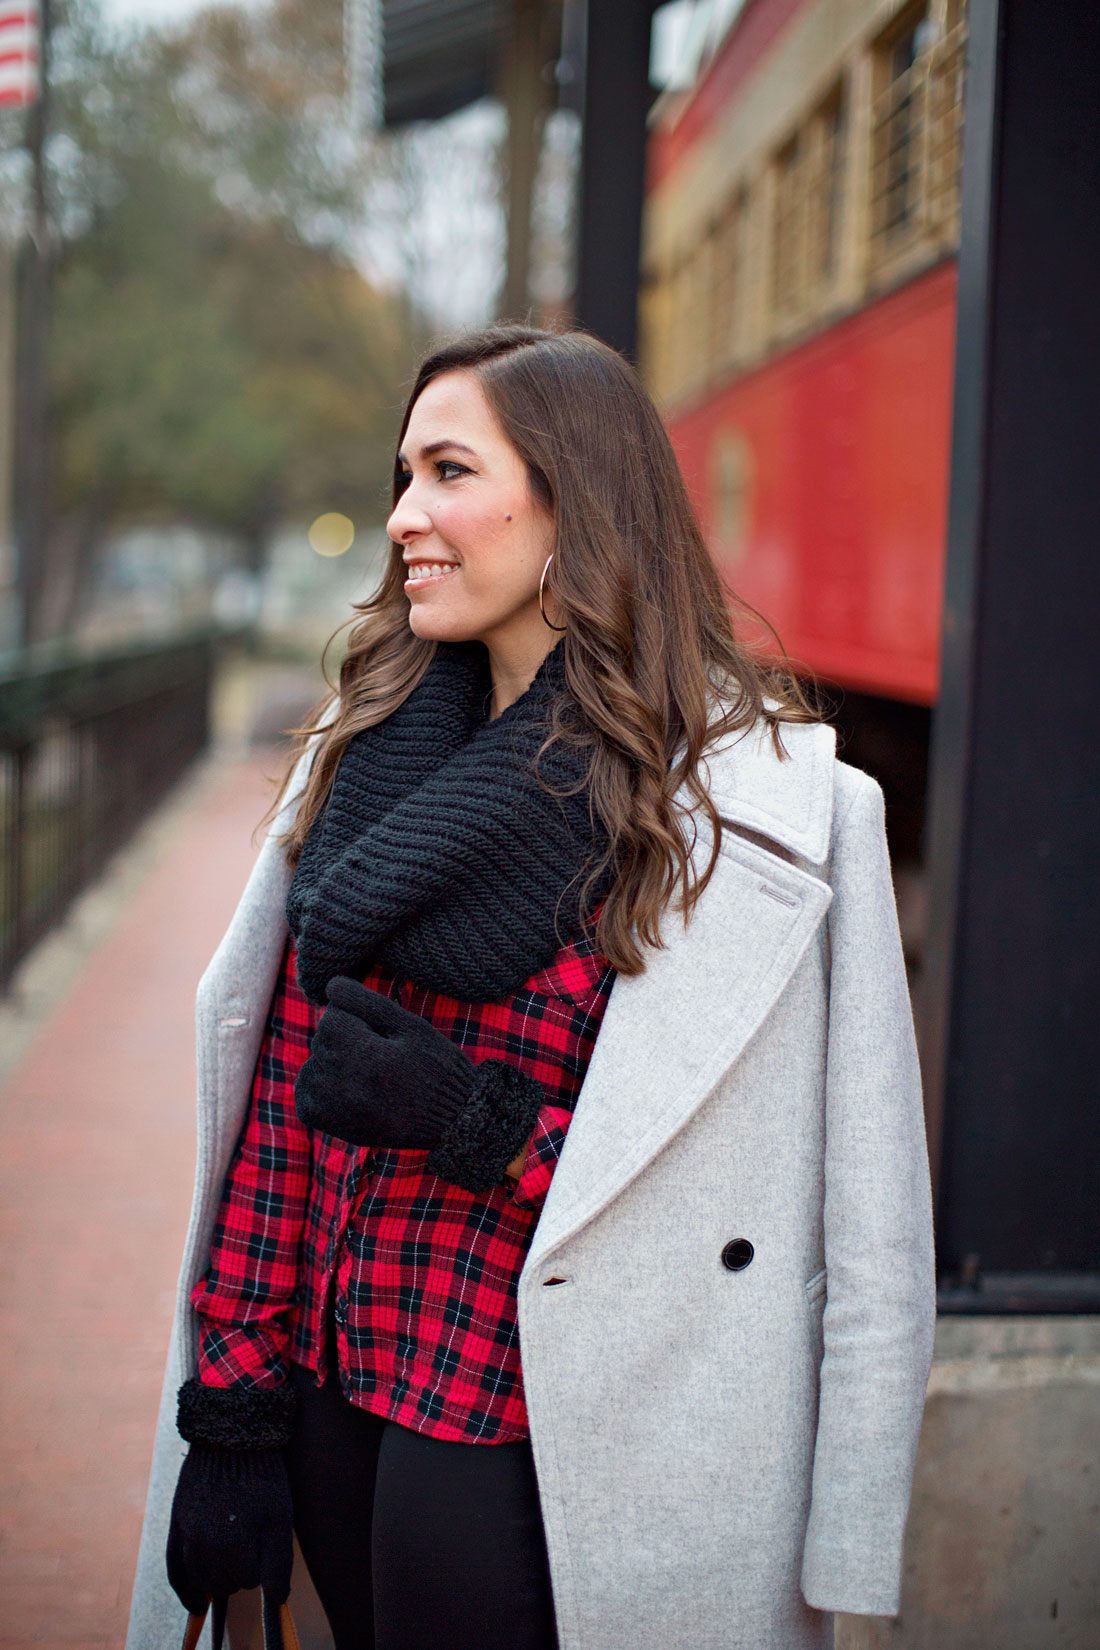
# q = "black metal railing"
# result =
<box><xmin>0</xmin><ymin>632</ymin><xmax>215</xmax><ymax>988</ymax></box>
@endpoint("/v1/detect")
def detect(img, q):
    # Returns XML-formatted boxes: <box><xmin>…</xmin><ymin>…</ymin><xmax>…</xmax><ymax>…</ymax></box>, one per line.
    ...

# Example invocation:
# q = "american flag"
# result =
<box><xmin>0</xmin><ymin>1</ymin><xmax>39</xmax><ymax>108</ymax></box>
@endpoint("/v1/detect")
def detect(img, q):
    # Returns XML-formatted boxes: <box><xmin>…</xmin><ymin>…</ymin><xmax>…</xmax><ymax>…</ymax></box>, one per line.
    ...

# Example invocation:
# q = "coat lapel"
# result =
<box><xmin>525</xmin><ymin>719</ymin><xmax>837</xmax><ymax>1271</ymax></box>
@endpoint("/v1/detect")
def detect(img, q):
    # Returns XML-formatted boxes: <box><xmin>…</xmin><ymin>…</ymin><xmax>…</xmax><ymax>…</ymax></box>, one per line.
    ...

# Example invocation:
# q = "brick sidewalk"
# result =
<box><xmin>0</xmin><ymin>753</ymin><xmax>280</xmax><ymax>1649</ymax></box>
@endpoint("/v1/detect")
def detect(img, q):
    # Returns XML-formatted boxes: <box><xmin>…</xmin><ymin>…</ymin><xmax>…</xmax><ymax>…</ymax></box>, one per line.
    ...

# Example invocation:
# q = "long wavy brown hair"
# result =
<box><xmin>273</xmin><ymin>323</ymin><xmax>820</xmax><ymax>976</ymax></box>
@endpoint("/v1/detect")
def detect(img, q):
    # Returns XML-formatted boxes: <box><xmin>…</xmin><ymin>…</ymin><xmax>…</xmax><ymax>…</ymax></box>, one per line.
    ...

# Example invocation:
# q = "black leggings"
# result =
<box><xmin>285</xmin><ymin>1350</ymin><xmax>559</xmax><ymax>1650</ymax></box>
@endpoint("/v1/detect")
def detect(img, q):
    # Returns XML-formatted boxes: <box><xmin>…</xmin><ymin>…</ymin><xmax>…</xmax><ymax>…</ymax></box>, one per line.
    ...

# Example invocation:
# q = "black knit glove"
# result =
<box><xmin>294</xmin><ymin>976</ymin><xmax>546</xmax><ymax>1193</ymax></box>
<box><xmin>166</xmin><ymin>1380</ymin><xmax>296</xmax><ymax>1616</ymax></box>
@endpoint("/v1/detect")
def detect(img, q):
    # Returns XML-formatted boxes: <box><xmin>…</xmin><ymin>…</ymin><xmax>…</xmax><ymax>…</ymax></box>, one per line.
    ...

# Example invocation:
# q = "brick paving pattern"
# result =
<box><xmin>0</xmin><ymin>755</ymin><xmax>277</xmax><ymax>1649</ymax></box>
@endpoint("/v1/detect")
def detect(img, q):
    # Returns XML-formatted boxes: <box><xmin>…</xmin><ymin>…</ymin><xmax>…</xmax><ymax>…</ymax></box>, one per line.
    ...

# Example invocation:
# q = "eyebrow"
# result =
<box><xmin>396</xmin><ymin>439</ymin><xmax>478</xmax><ymax>465</ymax></box>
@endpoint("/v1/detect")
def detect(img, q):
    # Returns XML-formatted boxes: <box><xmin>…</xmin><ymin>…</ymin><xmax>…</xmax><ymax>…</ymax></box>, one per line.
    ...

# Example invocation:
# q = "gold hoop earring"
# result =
<box><xmin>539</xmin><ymin>554</ymin><xmax>568</xmax><ymax>632</ymax></box>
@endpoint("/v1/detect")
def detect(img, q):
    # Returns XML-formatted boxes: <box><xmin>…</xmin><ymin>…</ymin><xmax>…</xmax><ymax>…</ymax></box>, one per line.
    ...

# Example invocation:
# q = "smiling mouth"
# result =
<box><xmin>405</xmin><ymin>563</ymin><xmax>460</xmax><ymax>583</ymax></box>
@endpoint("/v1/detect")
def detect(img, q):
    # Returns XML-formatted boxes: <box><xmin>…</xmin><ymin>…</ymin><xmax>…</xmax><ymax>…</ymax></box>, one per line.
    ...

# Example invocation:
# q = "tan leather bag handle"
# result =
<box><xmin>181</xmin><ymin>1594</ymin><xmax>300</xmax><ymax>1650</ymax></box>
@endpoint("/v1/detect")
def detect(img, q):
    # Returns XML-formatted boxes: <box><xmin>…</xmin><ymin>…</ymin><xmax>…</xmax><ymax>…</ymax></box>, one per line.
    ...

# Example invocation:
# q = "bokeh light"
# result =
<box><xmin>308</xmin><ymin>512</ymin><xmax>355</xmax><ymax>557</ymax></box>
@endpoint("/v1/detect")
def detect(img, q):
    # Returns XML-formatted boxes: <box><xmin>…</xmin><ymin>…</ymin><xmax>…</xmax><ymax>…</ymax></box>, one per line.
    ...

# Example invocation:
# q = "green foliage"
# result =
<box><xmin>46</xmin><ymin>0</ymin><xmax>417</xmax><ymax>547</ymax></box>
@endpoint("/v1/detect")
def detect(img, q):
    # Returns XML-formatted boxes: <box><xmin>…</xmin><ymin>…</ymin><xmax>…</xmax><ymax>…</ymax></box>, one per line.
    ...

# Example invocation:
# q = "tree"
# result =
<box><xmin>30</xmin><ymin>0</ymin><xmax>419</xmax><ymax>640</ymax></box>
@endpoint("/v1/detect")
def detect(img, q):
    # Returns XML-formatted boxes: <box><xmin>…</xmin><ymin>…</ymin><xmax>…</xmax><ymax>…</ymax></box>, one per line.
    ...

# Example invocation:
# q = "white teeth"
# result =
<box><xmin>408</xmin><ymin>563</ymin><xmax>459</xmax><ymax>579</ymax></box>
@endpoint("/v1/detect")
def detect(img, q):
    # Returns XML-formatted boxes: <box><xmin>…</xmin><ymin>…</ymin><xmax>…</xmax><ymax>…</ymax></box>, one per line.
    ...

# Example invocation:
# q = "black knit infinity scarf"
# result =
<box><xmin>287</xmin><ymin>638</ymin><xmax>613</xmax><ymax>1006</ymax></box>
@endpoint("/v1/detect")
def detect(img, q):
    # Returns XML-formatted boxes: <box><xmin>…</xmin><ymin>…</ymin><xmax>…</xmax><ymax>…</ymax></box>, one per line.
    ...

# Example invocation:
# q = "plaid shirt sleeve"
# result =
<box><xmin>190</xmin><ymin>944</ymin><xmax>315</xmax><ymax>1390</ymax></box>
<box><xmin>499</xmin><ymin>923</ymin><xmax>613</xmax><ymax>1213</ymax></box>
<box><xmin>506</xmin><ymin>1102</ymin><xmax>575</xmax><ymax>1212</ymax></box>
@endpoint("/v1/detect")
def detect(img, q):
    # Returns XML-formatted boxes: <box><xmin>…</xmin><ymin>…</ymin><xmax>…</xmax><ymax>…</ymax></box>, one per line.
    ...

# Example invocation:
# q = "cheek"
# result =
<box><xmin>439</xmin><ymin>499</ymin><xmax>543</xmax><ymax>586</ymax></box>
<box><xmin>434</xmin><ymin>494</ymin><xmax>500</xmax><ymax>548</ymax></box>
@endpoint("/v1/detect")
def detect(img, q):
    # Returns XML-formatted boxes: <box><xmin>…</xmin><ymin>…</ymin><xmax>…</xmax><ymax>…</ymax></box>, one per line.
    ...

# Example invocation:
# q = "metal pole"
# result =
<box><xmin>12</xmin><ymin>0</ymin><xmax>51</xmax><ymax>648</ymax></box>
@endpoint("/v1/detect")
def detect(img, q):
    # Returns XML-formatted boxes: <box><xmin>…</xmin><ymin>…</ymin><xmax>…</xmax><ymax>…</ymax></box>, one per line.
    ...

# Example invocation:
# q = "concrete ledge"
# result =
<box><xmin>834</xmin><ymin>1315</ymin><xmax>1100</xmax><ymax>1649</ymax></box>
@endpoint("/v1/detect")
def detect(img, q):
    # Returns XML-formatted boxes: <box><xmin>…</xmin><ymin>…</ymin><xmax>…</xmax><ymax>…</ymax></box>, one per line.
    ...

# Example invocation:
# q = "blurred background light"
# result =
<box><xmin>308</xmin><ymin>511</ymin><xmax>355</xmax><ymax>557</ymax></box>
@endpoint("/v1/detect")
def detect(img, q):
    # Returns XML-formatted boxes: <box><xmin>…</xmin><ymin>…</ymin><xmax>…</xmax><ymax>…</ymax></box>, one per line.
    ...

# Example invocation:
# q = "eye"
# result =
<box><xmin>436</xmin><ymin>460</ymin><xmax>469</xmax><ymax>480</ymax></box>
<box><xmin>395</xmin><ymin>467</ymin><xmax>412</xmax><ymax>492</ymax></box>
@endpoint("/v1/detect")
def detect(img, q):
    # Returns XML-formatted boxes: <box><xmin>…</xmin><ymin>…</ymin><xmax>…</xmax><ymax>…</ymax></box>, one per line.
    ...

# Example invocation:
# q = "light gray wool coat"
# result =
<box><xmin>127</xmin><ymin>711</ymin><xmax>937</xmax><ymax>1650</ymax></box>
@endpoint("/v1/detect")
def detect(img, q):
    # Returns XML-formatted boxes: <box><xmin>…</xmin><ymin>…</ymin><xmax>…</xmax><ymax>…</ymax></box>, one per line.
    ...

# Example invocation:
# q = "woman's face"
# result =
<box><xmin>386</xmin><ymin>369</ymin><xmax>557</xmax><ymax>651</ymax></box>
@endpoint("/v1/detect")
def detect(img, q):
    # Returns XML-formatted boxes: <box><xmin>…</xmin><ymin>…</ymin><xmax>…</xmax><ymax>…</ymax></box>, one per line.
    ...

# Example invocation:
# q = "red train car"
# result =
<box><xmin>641</xmin><ymin>0</ymin><xmax>968</xmax><ymax>709</ymax></box>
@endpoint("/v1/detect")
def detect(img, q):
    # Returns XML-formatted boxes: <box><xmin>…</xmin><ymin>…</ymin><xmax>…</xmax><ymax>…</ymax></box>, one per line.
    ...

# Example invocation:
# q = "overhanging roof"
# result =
<box><xmin>383</xmin><ymin>0</ymin><xmax>507</xmax><ymax>125</ymax></box>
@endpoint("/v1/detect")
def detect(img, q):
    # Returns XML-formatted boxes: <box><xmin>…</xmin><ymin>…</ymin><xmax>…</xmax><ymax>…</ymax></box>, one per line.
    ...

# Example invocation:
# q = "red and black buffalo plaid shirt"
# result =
<box><xmin>191</xmin><ymin>923</ymin><xmax>615</xmax><ymax>1443</ymax></box>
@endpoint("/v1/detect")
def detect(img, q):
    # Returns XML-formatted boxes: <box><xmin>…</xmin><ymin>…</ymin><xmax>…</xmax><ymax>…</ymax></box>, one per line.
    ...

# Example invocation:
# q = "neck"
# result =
<box><xmin>484</xmin><ymin>626</ymin><xmax>562</xmax><ymax>720</ymax></box>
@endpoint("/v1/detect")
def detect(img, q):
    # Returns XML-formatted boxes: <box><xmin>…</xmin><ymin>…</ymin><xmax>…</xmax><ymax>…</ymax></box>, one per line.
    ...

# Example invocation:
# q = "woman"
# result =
<box><xmin>127</xmin><ymin>324</ymin><xmax>936</xmax><ymax>1650</ymax></box>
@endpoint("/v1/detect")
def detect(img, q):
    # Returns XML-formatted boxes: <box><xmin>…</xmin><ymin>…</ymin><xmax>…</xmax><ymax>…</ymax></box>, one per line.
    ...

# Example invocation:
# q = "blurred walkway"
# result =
<box><xmin>0</xmin><ymin>750</ymin><xmax>279</xmax><ymax>1649</ymax></box>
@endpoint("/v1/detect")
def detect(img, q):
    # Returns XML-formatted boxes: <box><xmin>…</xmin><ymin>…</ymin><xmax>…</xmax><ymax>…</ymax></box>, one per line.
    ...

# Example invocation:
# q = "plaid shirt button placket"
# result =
<box><xmin>191</xmin><ymin>929</ymin><xmax>614</xmax><ymax>1441</ymax></box>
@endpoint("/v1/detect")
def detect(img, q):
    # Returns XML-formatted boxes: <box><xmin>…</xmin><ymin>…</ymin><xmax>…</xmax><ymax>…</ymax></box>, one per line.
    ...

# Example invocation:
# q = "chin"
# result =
<box><xmin>406</xmin><ymin>606</ymin><xmax>484</xmax><ymax>645</ymax></box>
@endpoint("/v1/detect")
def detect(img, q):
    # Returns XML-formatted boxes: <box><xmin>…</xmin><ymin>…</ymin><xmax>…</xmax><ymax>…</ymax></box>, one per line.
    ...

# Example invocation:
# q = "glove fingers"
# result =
<box><xmin>166</xmin><ymin>1544</ymin><xmax>208</xmax><ymax>1617</ymax></box>
<box><xmin>325</xmin><ymin>976</ymin><xmax>405</xmax><ymax>1033</ymax></box>
<box><xmin>201</xmin><ymin>1517</ymin><xmax>257</xmax><ymax>1598</ymax></box>
<box><xmin>259</xmin><ymin>1519</ymin><xmax>295</xmax><ymax>1605</ymax></box>
<box><xmin>171</xmin><ymin>1533</ymin><xmax>241</xmax><ymax>1609</ymax></box>
<box><xmin>220</xmin><ymin>1523</ymin><xmax>268</xmax><ymax>1596</ymax></box>
<box><xmin>166</xmin><ymin>1446</ymin><xmax>295</xmax><ymax>1613</ymax></box>
<box><xmin>310</xmin><ymin>1010</ymin><xmax>366</xmax><ymax>1060</ymax></box>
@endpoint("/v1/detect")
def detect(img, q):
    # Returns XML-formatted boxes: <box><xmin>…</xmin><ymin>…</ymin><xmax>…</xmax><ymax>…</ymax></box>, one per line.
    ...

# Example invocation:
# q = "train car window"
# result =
<box><xmin>772</xmin><ymin>133</ymin><xmax>808</xmax><ymax>325</ymax></box>
<box><xmin>869</xmin><ymin>0</ymin><xmax>967</xmax><ymax>275</ymax></box>
<box><xmin>709</xmin><ymin>186</ymin><xmax>748</xmax><ymax>375</ymax></box>
<box><xmin>771</xmin><ymin>79</ymin><xmax>848</xmax><ymax>332</ymax></box>
<box><xmin>811</xmin><ymin>84</ymin><xmax>848</xmax><ymax>286</ymax></box>
<box><xmin>926</xmin><ymin>0</ymin><xmax>969</xmax><ymax>242</ymax></box>
<box><xmin>871</xmin><ymin>4</ymin><xmax>931</xmax><ymax>250</ymax></box>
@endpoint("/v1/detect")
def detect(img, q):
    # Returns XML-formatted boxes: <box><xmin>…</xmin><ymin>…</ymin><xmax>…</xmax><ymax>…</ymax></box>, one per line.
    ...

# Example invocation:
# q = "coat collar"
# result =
<box><xmin>674</xmin><ymin>713</ymin><xmax>837</xmax><ymax>866</ymax></box>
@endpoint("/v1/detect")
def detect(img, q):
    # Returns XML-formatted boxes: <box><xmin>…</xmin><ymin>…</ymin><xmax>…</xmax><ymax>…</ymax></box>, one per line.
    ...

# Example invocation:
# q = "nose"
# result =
<box><xmin>386</xmin><ymin>484</ymin><xmax>431</xmax><ymax>544</ymax></box>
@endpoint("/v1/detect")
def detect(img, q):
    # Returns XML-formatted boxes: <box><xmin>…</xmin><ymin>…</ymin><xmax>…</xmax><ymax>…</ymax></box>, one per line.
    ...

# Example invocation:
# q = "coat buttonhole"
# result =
<box><xmin>760</xmin><ymin>884</ymin><xmax>799</xmax><ymax>908</ymax></box>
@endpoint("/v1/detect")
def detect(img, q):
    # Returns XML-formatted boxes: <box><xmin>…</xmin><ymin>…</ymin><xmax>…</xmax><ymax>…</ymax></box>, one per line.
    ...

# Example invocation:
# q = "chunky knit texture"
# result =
<box><xmin>425</xmin><ymin>1056</ymin><xmax>549</xmax><ymax>1192</ymax></box>
<box><xmin>176</xmin><ymin>1377</ymin><xmax>298</xmax><ymax>1450</ymax></box>
<box><xmin>287</xmin><ymin>637</ymin><xmax>613</xmax><ymax>1005</ymax></box>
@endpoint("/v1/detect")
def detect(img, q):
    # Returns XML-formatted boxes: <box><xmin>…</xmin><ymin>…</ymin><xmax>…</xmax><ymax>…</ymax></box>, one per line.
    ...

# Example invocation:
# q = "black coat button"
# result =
<box><xmin>721</xmin><ymin>1238</ymin><xmax>754</xmax><ymax>1271</ymax></box>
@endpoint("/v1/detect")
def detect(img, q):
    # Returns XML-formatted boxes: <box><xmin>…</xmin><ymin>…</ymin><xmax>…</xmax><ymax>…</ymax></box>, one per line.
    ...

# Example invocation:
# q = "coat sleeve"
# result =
<box><xmin>125</xmin><ymin>734</ymin><xmax>326</xmax><ymax>1649</ymax></box>
<box><xmin>800</xmin><ymin>769</ymin><xmax>937</xmax><ymax>1617</ymax></box>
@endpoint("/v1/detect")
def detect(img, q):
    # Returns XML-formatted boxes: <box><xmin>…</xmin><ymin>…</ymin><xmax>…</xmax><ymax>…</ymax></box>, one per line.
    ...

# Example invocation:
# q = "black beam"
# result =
<box><xmin>382</xmin><ymin>0</ymin><xmax>503</xmax><ymax>126</ymax></box>
<box><xmin>573</xmin><ymin>0</ymin><xmax>658</xmax><ymax>360</ymax></box>
<box><xmin>922</xmin><ymin>0</ymin><xmax>1100</xmax><ymax>1302</ymax></box>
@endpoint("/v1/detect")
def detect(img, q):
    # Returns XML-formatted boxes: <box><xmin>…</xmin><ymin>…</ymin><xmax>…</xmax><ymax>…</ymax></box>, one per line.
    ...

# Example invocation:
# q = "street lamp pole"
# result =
<box><xmin>12</xmin><ymin>0</ymin><xmax>51</xmax><ymax>649</ymax></box>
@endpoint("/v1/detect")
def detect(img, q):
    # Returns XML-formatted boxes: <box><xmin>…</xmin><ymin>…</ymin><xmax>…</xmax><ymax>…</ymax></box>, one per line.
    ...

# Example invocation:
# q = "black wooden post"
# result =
<box><xmin>922</xmin><ymin>0</ymin><xmax>1100</xmax><ymax>1311</ymax></box>
<box><xmin>573</xmin><ymin>0</ymin><xmax>659</xmax><ymax>360</ymax></box>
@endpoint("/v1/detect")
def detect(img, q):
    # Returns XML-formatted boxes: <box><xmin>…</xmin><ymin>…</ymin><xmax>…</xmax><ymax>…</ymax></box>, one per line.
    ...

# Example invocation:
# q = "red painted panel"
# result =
<box><xmin>668</xmin><ymin>261</ymin><xmax>957</xmax><ymax>704</ymax></box>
